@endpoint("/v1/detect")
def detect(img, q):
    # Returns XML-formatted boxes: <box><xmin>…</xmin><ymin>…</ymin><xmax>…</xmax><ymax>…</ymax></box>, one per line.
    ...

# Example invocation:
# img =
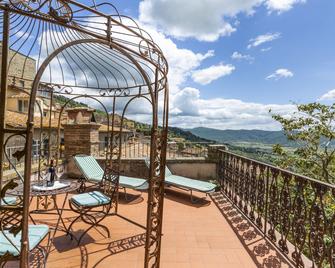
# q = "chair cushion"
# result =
<box><xmin>74</xmin><ymin>155</ymin><xmax>104</xmax><ymax>183</ymax></box>
<box><xmin>119</xmin><ymin>176</ymin><xmax>147</xmax><ymax>189</ymax></box>
<box><xmin>71</xmin><ymin>191</ymin><xmax>110</xmax><ymax>207</ymax></box>
<box><xmin>165</xmin><ymin>175</ymin><xmax>216</xmax><ymax>193</ymax></box>
<box><xmin>0</xmin><ymin>196</ymin><xmax>17</xmax><ymax>205</ymax></box>
<box><xmin>0</xmin><ymin>224</ymin><xmax>49</xmax><ymax>257</ymax></box>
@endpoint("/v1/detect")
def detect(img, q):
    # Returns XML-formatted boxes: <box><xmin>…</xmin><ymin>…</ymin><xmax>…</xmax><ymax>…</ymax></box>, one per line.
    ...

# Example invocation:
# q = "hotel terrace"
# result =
<box><xmin>0</xmin><ymin>1</ymin><xmax>334</xmax><ymax>268</ymax></box>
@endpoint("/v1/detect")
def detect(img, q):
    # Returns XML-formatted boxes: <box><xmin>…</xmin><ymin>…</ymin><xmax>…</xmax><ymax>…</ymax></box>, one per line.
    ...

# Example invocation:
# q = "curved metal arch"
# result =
<box><xmin>21</xmin><ymin>37</ymin><xmax>155</xmax><ymax>267</ymax></box>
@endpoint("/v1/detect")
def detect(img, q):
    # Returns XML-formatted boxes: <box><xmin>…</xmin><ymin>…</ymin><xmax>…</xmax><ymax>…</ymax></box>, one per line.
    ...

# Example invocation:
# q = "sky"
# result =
<box><xmin>116</xmin><ymin>0</ymin><xmax>335</xmax><ymax>130</ymax></box>
<box><xmin>15</xmin><ymin>0</ymin><xmax>335</xmax><ymax>130</ymax></box>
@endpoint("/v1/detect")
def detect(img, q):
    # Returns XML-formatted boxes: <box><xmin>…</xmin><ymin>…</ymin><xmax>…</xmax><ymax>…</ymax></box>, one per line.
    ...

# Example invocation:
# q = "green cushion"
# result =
<box><xmin>74</xmin><ymin>155</ymin><xmax>148</xmax><ymax>190</ymax></box>
<box><xmin>71</xmin><ymin>191</ymin><xmax>110</xmax><ymax>207</ymax></box>
<box><xmin>0</xmin><ymin>196</ymin><xmax>17</xmax><ymax>205</ymax></box>
<box><xmin>0</xmin><ymin>224</ymin><xmax>49</xmax><ymax>257</ymax></box>
<box><xmin>165</xmin><ymin>175</ymin><xmax>216</xmax><ymax>193</ymax></box>
<box><xmin>74</xmin><ymin>155</ymin><xmax>104</xmax><ymax>182</ymax></box>
<box><xmin>120</xmin><ymin>176</ymin><xmax>147</xmax><ymax>189</ymax></box>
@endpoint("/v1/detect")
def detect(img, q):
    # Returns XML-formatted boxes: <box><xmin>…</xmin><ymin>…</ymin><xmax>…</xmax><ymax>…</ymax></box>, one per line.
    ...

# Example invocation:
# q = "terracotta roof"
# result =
<box><xmin>6</xmin><ymin>110</ymin><xmax>63</xmax><ymax>129</ymax></box>
<box><xmin>8</xmin><ymin>92</ymin><xmax>30</xmax><ymax>99</ymax></box>
<box><xmin>6</xmin><ymin>111</ymin><xmax>130</xmax><ymax>133</ymax></box>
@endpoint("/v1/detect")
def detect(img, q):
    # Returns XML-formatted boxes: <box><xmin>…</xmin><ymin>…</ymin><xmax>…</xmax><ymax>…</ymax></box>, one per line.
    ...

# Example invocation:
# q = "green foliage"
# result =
<box><xmin>271</xmin><ymin>102</ymin><xmax>335</xmax><ymax>183</ymax></box>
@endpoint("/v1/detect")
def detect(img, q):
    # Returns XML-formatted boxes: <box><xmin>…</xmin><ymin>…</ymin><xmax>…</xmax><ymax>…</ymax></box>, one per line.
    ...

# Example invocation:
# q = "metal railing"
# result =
<box><xmin>99</xmin><ymin>141</ymin><xmax>212</xmax><ymax>159</ymax></box>
<box><xmin>217</xmin><ymin>149</ymin><xmax>335</xmax><ymax>267</ymax></box>
<box><xmin>3</xmin><ymin>144</ymin><xmax>41</xmax><ymax>171</ymax></box>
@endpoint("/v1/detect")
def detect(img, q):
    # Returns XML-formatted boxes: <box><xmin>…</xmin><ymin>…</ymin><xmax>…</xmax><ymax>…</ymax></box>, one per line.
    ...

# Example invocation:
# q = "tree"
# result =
<box><xmin>271</xmin><ymin>102</ymin><xmax>335</xmax><ymax>184</ymax></box>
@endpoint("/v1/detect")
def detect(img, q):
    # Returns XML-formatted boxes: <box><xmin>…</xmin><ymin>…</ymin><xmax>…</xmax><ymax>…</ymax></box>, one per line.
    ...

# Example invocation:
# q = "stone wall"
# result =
<box><xmin>94</xmin><ymin>158</ymin><xmax>217</xmax><ymax>181</ymax></box>
<box><xmin>0</xmin><ymin>44</ymin><xmax>36</xmax><ymax>89</ymax></box>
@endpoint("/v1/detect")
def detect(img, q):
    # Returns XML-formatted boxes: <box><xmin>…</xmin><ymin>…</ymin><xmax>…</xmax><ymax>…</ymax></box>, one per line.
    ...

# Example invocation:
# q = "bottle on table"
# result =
<box><xmin>47</xmin><ymin>159</ymin><xmax>56</xmax><ymax>187</ymax></box>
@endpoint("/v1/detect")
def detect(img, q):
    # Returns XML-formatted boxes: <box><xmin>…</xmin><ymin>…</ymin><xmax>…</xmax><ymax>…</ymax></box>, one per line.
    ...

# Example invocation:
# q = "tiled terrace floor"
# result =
<box><xmin>9</xmin><ymin>187</ymin><xmax>292</xmax><ymax>268</ymax></box>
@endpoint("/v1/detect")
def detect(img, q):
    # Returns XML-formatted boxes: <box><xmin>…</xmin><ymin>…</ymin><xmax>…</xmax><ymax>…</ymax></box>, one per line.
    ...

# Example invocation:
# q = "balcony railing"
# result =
<box><xmin>217</xmin><ymin>149</ymin><xmax>335</xmax><ymax>268</ymax></box>
<box><xmin>98</xmin><ymin>141</ymin><xmax>212</xmax><ymax>159</ymax></box>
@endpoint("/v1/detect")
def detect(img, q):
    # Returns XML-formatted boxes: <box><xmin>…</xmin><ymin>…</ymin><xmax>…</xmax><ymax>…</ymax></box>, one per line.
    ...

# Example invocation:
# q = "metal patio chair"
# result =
<box><xmin>0</xmin><ymin>180</ymin><xmax>50</xmax><ymax>268</ymax></box>
<box><xmin>67</xmin><ymin>167</ymin><xmax>118</xmax><ymax>245</ymax></box>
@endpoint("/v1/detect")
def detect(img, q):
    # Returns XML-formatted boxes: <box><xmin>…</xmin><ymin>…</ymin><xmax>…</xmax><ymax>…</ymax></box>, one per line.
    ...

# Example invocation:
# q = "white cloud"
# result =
<box><xmin>139</xmin><ymin>1</ymin><xmax>303</xmax><ymax>42</ymax></box>
<box><xmin>266</xmin><ymin>68</ymin><xmax>294</xmax><ymax>80</ymax></box>
<box><xmin>142</xmin><ymin>24</ymin><xmax>215</xmax><ymax>93</ymax></box>
<box><xmin>231</xmin><ymin>51</ymin><xmax>254</xmax><ymax>62</ymax></box>
<box><xmin>170</xmin><ymin>87</ymin><xmax>296</xmax><ymax>130</ymax></box>
<box><xmin>139</xmin><ymin>0</ymin><xmax>263</xmax><ymax>42</ymax></box>
<box><xmin>318</xmin><ymin>89</ymin><xmax>335</xmax><ymax>101</ymax></box>
<box><xmin>266</xmin><ymin>0</ymin><xmax>306</xmax><ymax>13</ymax></box>
<box><xmin>261</xmin><ymin>47</ymin><xmax>272</xmax><ymax>52</ymax></box>
<box><xmin>248</xmin><ymin>32</ymin><xmax>281</xmax><ymax>49</ymax></box>
<box><xmin>191</xmin><ymin>63</ymin><xmax>235</xmax><ymax>85</ymax></box>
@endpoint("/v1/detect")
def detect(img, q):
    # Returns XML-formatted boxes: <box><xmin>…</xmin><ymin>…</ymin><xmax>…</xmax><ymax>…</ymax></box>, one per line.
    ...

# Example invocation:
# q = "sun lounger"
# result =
<box><xmin>73</xmin><ymin>155</ymin><xmax>148</xmax><ymax>199</ymax></box>
<box><xmin>145</xmin><ymin>159</ymin><xmax>217</xmax><ymax>202</ymax></box>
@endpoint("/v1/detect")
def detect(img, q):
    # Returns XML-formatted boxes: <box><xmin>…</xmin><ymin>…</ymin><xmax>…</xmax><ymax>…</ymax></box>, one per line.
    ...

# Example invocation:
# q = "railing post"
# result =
<box><xmin>264</xmin><ymin>166</ymin><xmax>270</xmax><ymax>236</ymax></box>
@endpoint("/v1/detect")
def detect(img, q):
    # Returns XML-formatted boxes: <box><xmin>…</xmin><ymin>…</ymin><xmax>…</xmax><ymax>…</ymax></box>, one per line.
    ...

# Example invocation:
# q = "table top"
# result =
<box><xmin>10</xmin><ymin>179</ymin><xmax>80</xmax><ymax>197</ymax></box>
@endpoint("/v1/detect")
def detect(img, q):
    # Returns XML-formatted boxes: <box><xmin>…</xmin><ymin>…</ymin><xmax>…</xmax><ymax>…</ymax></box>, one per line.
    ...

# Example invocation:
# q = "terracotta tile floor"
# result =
<box><xmin>8</xmin><ymin>188</ymin><xmax>292</xmax><ymax>268</ymax></box>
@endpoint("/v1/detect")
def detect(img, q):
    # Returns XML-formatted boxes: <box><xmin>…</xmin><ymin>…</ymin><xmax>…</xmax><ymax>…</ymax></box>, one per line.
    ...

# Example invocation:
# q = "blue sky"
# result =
<box><xmin>33</xmin><ymin>0</ymin><xmax>335</xmax><ymax>130</ymax></box>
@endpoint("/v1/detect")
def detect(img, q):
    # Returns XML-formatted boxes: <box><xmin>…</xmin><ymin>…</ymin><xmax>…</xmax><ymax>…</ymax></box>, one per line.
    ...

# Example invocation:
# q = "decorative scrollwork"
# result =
<box><xmin>8</xmin><ymin>0</ymin><xmax>73</xmax><ymax>23</ymax></box>
<box><xmin>99</xmin><ymin>88</ymin><xmax>131</xmax><ymax>97</ymax></box>
<box><xmin>268</xmin><ymin>168</ymin><xmax>280</xmax><ymax>242</ymax></box>
<box><xmin>256</xmin><ymin>165</ymin><xmax>266</xmax><ymax>228</ymax></box>
<box><xmin>278</xmin><ymin>172</ymin><xmax>292</xmax><ymax>254</ymax></box>
<box><xmin>0</xmin><ymin>179</ymin><xmax>23</xmax><ymax>266</ymax></box>
<box><xmin>291</xmin><ymin>177</ymin><xmax>307</xmax><ymax>266</ymax></box>
<box><xmin>309</xmin><ymin>183</ymin><xmax>327</xmax><ymax>267</ymax></box>
<box><xmin>146</xmin><ymin>129</ymin><xmax>167</xmax><ymax>267</ymax></box>
<box><xmin>48</xmin><ymin>84</ymin><xmax>73</xmax><ymax>94</ymax></box>
<box><xmin>48</xmin><ymin>0</ymin><xmax>73</xmax><ymax>23</ymax></box>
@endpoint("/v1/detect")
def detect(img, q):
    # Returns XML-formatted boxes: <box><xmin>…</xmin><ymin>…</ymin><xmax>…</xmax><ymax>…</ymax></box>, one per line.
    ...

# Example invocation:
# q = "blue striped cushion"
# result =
<box><xmin>165</xmin><ymin>175</ymin><xmax>216</xmax><ymax>193</ymax></box>
<box><xmin>0</xmin><ymin>196</ymin><xmax>17</xmax><ymax>205</ymax></box>
<box><xmin>71</xmin><ymin>191</ymin><xmax>110</xmax><ymax>207</ymax></box>
<box><xmin>74</xmin><ymin>155</ymin><xmax>104</xmax><ymax>182</ymax></box>
<box><xmin>0</xmin><ymin>224</ymin><xmax>49</xmax><ymax>256</ymax></box>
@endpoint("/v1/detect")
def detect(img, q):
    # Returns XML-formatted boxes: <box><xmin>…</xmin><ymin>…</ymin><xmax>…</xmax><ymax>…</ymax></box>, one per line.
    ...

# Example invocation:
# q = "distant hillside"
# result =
<box><xmin>188</xmin><ymin>127</ymin><xmax>294</xmax><ymax>146</ymax></box>
<box><xmin>54</xmin><ymin>95</ymin><xmax>209</xmax><ymax>143</ymax></box>
<box><xmin>168</xmin><ymin>127</ymin><xmax>212</xmax><ymax>143</ymax></box>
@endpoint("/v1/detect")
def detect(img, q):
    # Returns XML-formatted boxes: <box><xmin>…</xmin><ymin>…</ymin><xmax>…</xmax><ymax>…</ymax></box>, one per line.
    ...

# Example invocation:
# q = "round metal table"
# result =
<box><xmin>10</xmin><ymin>179</ymin><xmax>80</xmax><ymax>254</ymax></box>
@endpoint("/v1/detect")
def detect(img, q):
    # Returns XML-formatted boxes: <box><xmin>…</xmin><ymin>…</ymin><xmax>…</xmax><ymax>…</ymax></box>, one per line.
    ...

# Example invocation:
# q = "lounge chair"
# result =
<box><xmin>145</xmin><ymin>160</ymin><xmax>217</xmax><ymax>203</ymax></box>
<box><xmin>73</xmin><ymin>155</ymin><xmax>148</xmax><ymax>199</ymax></box>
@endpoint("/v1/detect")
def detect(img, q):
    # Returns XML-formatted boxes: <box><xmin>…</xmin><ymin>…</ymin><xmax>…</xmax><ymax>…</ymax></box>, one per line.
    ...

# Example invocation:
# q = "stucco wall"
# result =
<box><xmin>93</xmin><ymin>158</ymin><xmax>217</xmax><ymax>181</ymax></box>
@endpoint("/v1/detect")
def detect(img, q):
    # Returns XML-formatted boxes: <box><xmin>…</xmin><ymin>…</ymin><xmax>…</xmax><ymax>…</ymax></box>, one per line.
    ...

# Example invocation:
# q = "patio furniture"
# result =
<box><xmin>145</xmin><ymin>160</ymin><xmax>217</xmax><ymax>203</ymax></box>
<box><xmin>0</xmin><ymin>224</ymin><xmax>50</xmax><ymax>268</ymax></box>
<box><xmin>9</xmin><ymin>180</ymin><xmax>80</xmax><ymax>255</ymax></box>
<box><xmin>67</xmin><ymin>167</ymin><xmax>118</xmax><ymax>245</ymax></box>
<box><xmin>73</xmin><ymin>155</ymin><xmax>148</xmax><ymax>200</ymax></box>
<box><xmin>0</xmin><ymin>181</ymin><xmax>50</xmax><ymax>267</ymax></box>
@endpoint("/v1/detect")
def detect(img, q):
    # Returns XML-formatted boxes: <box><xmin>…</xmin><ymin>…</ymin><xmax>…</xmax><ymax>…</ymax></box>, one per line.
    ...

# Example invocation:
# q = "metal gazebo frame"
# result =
<box><xmin>0</xmin><ymin>0</ymin><xmax>168</xmax><ymax>267</ymax></box>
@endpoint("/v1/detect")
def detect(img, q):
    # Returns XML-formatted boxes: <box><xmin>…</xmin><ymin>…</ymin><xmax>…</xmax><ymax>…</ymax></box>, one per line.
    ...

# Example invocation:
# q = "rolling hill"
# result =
<box><xmin>187</xmin><ymin>127</ymin><xmax>293</xmax><ymax>146</ymax></box>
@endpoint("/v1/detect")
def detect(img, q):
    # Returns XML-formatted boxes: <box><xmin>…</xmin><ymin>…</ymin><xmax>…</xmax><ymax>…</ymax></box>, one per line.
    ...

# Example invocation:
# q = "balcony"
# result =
<box><xmin>4</xmin><ymin>146</ymin><xmax>332</xmax><ymax>267</ymax></box>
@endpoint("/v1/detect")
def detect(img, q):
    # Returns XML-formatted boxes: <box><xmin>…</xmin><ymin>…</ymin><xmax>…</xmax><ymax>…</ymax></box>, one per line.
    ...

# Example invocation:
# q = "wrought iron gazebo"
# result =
<box><xmin>0</xmin><ymin>0</ymin><xmax>168</xmax><ymax>267</ymax></box>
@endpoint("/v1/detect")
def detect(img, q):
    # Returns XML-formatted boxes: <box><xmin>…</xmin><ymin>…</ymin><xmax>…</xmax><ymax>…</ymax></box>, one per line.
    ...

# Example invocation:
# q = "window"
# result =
<box><xmin>18</xmin><ymin>80</ymin><xmax>25</xmax><ymax>88</ymax></box>
<box><xmin>18</xmin><ymin>100</ymin><xmax>28</xmax><ymax>113</ymax></box>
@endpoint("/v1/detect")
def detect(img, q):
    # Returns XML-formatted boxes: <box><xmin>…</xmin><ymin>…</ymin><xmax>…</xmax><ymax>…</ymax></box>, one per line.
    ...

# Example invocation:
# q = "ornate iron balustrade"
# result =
<box><xmin>217</xmin><ymin>149</ymin><xmax>335</xmax><ymax>268</ymax></box>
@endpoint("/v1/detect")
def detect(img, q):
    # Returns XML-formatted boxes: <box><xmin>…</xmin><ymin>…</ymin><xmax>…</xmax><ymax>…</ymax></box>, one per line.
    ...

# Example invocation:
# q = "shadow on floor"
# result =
<box><xmin>163</xmin><ymin>188</ymin><xmax>211</xmax><ymax>207</ymax></box>
<box><xmin>91</xmin><ymin>233</ymin><xmax>146</xmax><ymax>268</ymax></box>
<box><xmin>210</xmin><ymin>192</ymin><xmax>293</xmax><ymax>268</ymax></box>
